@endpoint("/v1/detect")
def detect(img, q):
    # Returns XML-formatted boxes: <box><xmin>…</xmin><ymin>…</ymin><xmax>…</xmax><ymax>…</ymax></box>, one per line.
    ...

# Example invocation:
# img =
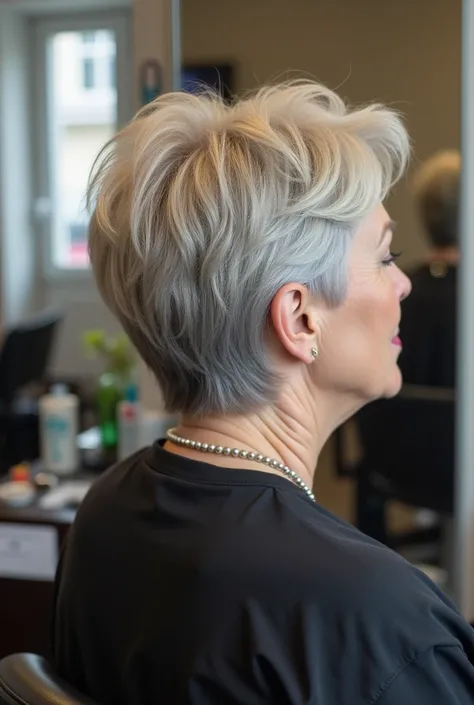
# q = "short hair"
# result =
<box><xmin>88</xmin><ymin>81</ymin><xmax>410</xmax><ymax>416</ymax></box>
<box><xmin>413</xmin><ymin>150</ymin><xmax>461</xmax><ymax>248</ymax></box>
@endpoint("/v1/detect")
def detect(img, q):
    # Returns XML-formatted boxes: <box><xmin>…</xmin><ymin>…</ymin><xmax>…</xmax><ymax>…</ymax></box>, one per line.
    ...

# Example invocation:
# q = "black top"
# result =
<box><xmin>53</xmin><ymin>442</ymin><xmax>474</xmax><ymax>705</ymax></box>
<box><xmin>399</xmin><ymin>262</ymin><xmax>457</xmax><ymax>387</ymax></box>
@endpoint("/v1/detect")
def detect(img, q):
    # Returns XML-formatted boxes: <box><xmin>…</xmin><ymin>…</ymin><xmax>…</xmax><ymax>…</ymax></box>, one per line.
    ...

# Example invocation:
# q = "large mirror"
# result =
<box><xmin>181</xmin><ymin>0</ymin><xmax>462</xmax><ymax>594</ymax></box>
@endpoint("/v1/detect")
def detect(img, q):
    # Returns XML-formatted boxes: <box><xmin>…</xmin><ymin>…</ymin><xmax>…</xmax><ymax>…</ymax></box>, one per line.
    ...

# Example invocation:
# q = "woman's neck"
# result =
<box><xmin>167</xmin><ymin>384</ymin><xmax>336</xmax><ymax>488</ymax></box>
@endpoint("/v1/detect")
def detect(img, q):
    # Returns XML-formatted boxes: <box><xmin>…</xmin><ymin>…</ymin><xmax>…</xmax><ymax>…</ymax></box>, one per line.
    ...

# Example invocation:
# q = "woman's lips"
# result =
<box><xmin>391</xmin><ymin>335</ymin><xmax>402</xmax><ymax>347</ymax></box>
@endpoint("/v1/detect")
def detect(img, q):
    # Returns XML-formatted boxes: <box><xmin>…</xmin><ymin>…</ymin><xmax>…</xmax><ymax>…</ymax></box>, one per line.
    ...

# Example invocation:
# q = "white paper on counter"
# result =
<box><xmin>0</xmin><ymin>522</ymin><xmax>58</xmax><ymax>581</ymax></box>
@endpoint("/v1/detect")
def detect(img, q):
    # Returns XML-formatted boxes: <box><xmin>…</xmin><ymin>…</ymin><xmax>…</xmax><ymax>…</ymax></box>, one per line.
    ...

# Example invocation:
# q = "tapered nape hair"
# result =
<box><xmin>88</xmin><ymin>81</ymin><xmax>410</xmax><ymax>416</ymax></box>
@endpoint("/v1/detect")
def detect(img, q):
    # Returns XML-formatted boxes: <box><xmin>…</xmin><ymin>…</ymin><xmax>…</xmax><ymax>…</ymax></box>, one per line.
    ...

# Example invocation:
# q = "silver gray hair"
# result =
<box><xmin>88</xmin><ymin>81</ymin><xmax>410</xmax><ymax>416</ymax></box>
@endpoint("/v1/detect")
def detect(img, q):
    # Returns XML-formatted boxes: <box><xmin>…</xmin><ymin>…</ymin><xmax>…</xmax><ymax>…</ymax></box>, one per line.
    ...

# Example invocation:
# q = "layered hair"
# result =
<box><xmin>88</xmin><ymin>81</ymin><xmax>410</xmax><ymax>415</ymax></box>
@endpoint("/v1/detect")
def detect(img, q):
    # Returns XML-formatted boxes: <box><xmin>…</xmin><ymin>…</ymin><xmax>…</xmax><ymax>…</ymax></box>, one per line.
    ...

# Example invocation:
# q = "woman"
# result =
<box><xmin>53</xmin><ymin>83</ymin><xmax>474</xmax><ymax>704</ymax></box>
<box><xmin>399</xmin><ymin>150</ymin><xmax>460</xmax><ymax>387</ymax></box>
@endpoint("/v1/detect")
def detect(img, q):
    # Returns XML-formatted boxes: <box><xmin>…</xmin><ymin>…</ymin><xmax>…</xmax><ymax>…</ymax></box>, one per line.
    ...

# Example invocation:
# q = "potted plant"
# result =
<box><xmin>83</xmin><ymin>330</ymin><xmax>136</xmax><ymax>450</ymax></box>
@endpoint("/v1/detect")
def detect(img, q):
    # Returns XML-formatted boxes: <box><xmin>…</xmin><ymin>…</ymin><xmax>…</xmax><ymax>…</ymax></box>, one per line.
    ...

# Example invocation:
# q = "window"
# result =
<box><xmin>32</xmin><ymin>16</ymin><xmax>131</xmax><ymax>272</ymax></box>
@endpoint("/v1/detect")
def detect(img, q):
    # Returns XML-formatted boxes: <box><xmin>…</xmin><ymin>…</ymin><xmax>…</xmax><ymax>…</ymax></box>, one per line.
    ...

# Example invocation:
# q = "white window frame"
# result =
<box><xmin>30</xmin><ymin>11</ymin><xmax>132</xmax><ymax>280</ymax></box>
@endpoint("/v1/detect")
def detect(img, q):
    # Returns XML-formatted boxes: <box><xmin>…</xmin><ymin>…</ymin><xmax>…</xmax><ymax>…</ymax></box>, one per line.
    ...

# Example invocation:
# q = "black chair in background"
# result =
<box><xmin>0</xmin><ymin>309</ymin><xmax>62</xmax><ymax>472</ymax></box>
<box><xmin>0</xmin><ymin>653</ymin><xmax>97</xmax><ymax>705</ymax></box>
<box><xmin>345</xmin><ymin>385</ymin><xmax>455</xmax><ymax>548</ymax></box>
<box><xmin>0</xmin><ymin>309</ymin><xmax>62</xmax><ymax>404</ymax></box>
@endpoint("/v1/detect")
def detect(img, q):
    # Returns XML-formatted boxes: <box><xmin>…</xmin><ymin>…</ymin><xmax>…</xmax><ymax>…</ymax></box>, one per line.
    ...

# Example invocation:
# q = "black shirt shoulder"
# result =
<box><xmin>53</xmin><ymin>444</ymin><xmax>474</xmax><ymax>705</ymax></box>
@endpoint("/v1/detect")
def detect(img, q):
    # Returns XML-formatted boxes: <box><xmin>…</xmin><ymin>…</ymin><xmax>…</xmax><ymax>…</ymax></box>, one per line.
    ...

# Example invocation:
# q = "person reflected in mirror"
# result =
<box><xmin>399</xmin><ymin>150</ymin><xmax>460</xmax><ymax>387</ymax></box>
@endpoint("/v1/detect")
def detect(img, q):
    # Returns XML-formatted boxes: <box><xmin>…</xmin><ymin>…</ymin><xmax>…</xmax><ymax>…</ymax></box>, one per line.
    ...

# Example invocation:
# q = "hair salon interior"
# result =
<box><xmin>0</xmin><ymin>0</ymin><xmax>473</xmax><ymax>687</ymax></box>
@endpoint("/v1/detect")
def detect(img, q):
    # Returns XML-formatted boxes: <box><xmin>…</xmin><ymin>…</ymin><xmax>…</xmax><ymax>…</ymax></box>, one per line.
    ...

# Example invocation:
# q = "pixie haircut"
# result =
<box><xmin>88</xmin><ymin>81</ymin><xmax>410</xmax><ymax>416</ymax></box>
<box><xmin>413</xmin><ymin>150</ymin><xmax>461</xmax><ymax>248</ymax></box>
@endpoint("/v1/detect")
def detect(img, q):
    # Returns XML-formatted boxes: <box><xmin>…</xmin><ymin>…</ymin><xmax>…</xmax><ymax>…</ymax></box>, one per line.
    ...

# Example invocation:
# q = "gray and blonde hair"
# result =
<box><xmin>413</xmin><ymin>150</ymin><xmax>461</xmax><ymax>248</ymax></box>
<box><xmin>88</xmin><ymin>81</ymin><xmax>410</xmax><ymax>416</ymax></box>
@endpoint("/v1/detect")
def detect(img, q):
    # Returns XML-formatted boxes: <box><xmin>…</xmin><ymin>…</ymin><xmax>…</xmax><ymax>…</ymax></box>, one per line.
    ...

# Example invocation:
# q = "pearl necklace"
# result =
<box><xmin>166</xmin><ymin>428</ymin><xmax>315</xmax><ymax>501</ymax></box>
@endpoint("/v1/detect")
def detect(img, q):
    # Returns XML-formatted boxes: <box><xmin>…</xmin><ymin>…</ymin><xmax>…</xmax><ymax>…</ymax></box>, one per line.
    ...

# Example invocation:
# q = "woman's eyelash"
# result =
<box><xmin>382</xmin><ymin>251</ymin><xmax>402</xmax><ymax>267</ymax></box>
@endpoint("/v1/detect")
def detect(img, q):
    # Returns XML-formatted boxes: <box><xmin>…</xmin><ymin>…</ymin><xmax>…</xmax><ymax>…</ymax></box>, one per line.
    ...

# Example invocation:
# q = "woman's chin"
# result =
<box><xmin>364</xmin><ymin>365</ymin><xmax>403</xmax><ymax>402</ymax></box>
<box><xmin>382</xmin><ymin>366</ymin><xmax>403</xmax><ymax>399</ymax></box>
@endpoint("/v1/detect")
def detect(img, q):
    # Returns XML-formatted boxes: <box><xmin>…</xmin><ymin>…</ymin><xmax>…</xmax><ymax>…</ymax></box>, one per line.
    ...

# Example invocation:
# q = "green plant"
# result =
<box><xmin>83</xmin><ymin>329</ymin><xmax>136</xmax><ymax>381</ymax></box>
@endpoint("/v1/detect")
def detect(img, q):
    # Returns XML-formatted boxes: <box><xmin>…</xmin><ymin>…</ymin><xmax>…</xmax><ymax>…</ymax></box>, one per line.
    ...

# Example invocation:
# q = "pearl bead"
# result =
<box><xmin>195</xmin><ymin>442</ymin><xmax>202</xmax><ymax>450</ymax></box>
<box><xmin>209</xmin><ymin>444</ymin><xmax>216</xmax><ymax>452</ymax></box>
<box><xmin>202</xmin><ymin>443</ymin><xmax>208</xmax><ymax>451</ymax></box>
<box><xmin>215</xmin><ymin>446</ymin><xmax>223</xmax><ymax>454</ymax></box>
<box><xmin>223</xmin><ymin>447</ymin><xmax>231</xmax><ymax>456</ymax></box>
<box><xmin>240</xmin><ymin>451</ymin><xmax>248</xmax><ymax>458</ymax></box>
<box><xmin>256</xmin><ymin>454</ymin><xmax>264</xmax><ymax>462</ymax></box>
<box><xmin>232</xmin><ymin>448</ymin><xmax>240</xmax><ymax>457</ymax></box>
<box><xmin>248</xmin><ymin>452</ymin><xmax>256</xmax><ymax>460</ymax></box>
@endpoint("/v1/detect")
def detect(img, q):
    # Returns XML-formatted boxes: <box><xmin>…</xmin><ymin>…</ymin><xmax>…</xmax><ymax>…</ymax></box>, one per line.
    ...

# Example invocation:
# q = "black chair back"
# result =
<box><xmin>0</xmin><ymin>654</ymin><xmax>97</xmax><ymax>705</ymax></box>
<box><xmin>355</xmin><ymin>384</ymin><xmax>455</xmax><ymax>513</ymax></box>
<box><xmin>0</xmin><ymin>310</ymin><xmax>62</xmax><ymax>405</ymax></box>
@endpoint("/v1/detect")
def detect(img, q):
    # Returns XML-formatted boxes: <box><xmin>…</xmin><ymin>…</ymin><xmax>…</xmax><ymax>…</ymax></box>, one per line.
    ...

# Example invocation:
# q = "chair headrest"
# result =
<box><xmin>0</xmin><ymin>654</ymin><xmax>97</xmax><ymax>705</ymax></box>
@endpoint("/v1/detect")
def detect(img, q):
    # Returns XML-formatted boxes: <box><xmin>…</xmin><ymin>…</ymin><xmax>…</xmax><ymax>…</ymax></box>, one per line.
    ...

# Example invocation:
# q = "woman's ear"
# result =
<box><xmin>270</xmin><ymin>283</ymin><xmax>320</xmax><ymax>364</ymax></box>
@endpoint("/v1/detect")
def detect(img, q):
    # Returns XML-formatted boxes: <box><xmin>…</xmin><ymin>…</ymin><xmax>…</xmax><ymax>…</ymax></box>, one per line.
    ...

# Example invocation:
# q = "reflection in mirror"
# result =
<box><xmin>181</xmin><ymin>0</ymin><xmax>461</xmax><ymax>591</ymax></box>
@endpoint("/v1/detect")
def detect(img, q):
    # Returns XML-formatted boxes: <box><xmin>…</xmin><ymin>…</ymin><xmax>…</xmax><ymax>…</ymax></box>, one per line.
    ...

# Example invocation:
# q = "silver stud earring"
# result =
<box><xmin>311</xmin><ymin>347</ymin><xmax>319</xmax><ymax>360</ymax></box>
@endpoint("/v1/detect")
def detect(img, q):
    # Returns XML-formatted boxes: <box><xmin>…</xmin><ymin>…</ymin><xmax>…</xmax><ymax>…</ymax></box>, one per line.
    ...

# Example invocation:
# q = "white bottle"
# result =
<box><xmin>117</xmin><ymin>383</ymin><xmax>141</xmax><ymax>461</ymax></box>
<box><xmin>39</xmin><ymin>384</ymin><xmax>79</xmax><ymax>475</ymax></box>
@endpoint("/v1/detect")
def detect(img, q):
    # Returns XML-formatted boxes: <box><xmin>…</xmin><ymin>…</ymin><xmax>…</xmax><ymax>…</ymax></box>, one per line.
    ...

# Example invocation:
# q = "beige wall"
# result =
<box><xmin>182</xmin><ymin>0</ymin><xmax>461</xmax><ymax>268</ymax></box>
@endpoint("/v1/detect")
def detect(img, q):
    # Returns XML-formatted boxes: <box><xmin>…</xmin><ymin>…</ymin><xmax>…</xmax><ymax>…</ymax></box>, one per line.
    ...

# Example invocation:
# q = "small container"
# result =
<box><xmin>117</xmin><ymin>383</ymin><xmax>141</xmax><ymax>461</ymax></box>
<box><xmin>39</xmin><ymin>384</ymin><xmax>79</xmax><ymax>476</ymax></box>
<box><xmin>0</xmin><ymin>481</ymin><xmax>36</xmax><ymax>507</ymax></box>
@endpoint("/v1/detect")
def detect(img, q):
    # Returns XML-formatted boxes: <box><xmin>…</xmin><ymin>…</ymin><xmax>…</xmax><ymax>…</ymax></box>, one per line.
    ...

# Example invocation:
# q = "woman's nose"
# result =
<box><xmin>397</xmin><ymin>267</ymin><xmax>412</xmax><ymax>302</ymax></box>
